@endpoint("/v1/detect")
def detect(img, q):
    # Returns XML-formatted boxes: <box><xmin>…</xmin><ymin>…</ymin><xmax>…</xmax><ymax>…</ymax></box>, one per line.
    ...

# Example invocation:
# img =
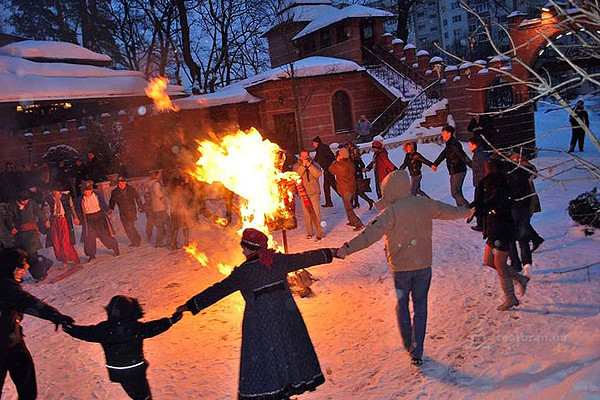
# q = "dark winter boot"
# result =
<box><xmin>507</xmin><ymin>266</ymin><xmax>530</xmax><ymax>296</ymax></box>
<box><xmin>497</xmin><ymin>277</ymin><xmax>520</xmax><ymax>311</ymax></box>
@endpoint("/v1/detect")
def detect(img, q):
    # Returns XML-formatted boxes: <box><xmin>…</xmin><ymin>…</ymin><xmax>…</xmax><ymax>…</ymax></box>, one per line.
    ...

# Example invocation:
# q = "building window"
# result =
<box><xmin>332</xmin><ymin>91</ymin><xmax>353</xmax><ymax>133</ymax></box>
<box><xmin>444</xmin><ymin>32</ymin><xmax>449</xmax><ymax>39</ymax></box>
<box><xmin>430</xmin><ymin>26</ymin><xmax>438</xmax><ymax>32</ymax></box>
<box><xmin>452</xmin><ymin>15</ymin><xmax>462</xmax><ymax>23</ymax></box>
<box><xmin>210</xmin><ymin>107</ymin><xmax>229</xmax><ymax>122</ymax></box>
<box><xmin>336</xmin><ymin>24</ymin><xmax>347</xmax><ymax>42</ymax></box>
<box><xmin>320</xmin><ymin>29</ymin><xmax>331</xmax><ymax>47</ymax></box>
<box><xmin>443</xmin><ymin>19</ymin><xmax>448</xmax><ymax>26</ymax></box>
<box><xmin>454</xmin><ymin>28</ymin><xmax>462</xmax><ymax>36</ymax></box>
<box><xmin>303</xmin><ymin>36</ymin><xmax>316</xmax><ymax>53</ymax></box>
<box><xmin>487</xmin><ymin>78</ymin><xmax>514</xmax><ymax>110</ymax></box>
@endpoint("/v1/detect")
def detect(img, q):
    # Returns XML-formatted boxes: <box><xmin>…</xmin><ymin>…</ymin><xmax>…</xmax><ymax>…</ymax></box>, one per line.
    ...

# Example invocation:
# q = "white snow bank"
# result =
<box><xmin>174</xmin><ymin>86</ymin><xmax>262</xmax><ymax>110</ymax></box>
<box><xmin>0</xmin><ymin>40</ymin><xmax>112</xmax><ymax>64</ymax></box>
<box><xmin>292</xmin><ymin>5</ymin><xmax>393</xmax><ymax>40</ymax></box>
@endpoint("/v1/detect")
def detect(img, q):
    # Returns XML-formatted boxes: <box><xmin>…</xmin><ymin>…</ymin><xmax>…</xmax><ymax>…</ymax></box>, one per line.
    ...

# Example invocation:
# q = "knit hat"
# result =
<box><xmin>17</xmin><ymin>190</ymin><xmax>30</xmax><ymax>202</ymax></box>
<box><xmin>241</xmin><ymin>228</ymin><xmax>275</xmax><ymax>268</ymax></box>
<box><xmin>338</xmin><ymin>148</ymin><xmax>350</xmax><ymax>159</ymax></box>
<box><xmin>372</xmin><ymin>135</ymin><xmax>384</xmax><ymax>148</ymax></box>
<box><xmin>82</xmin><ymin>181</ymin><xmax>94</xmax><ymax>191</ymax></box>
<box><xmin>312</xmin><ymin>136</ymin><xmax>322</xmax><ymax>144</ymax></box>
<box><xmin>117</xmin><ymin>176</ymin><xmax>127</xmax><ymax>182</ymax></box>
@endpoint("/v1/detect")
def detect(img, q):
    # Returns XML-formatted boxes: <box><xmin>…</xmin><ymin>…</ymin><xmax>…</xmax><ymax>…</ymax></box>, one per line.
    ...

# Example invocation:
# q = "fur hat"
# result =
<box><xmin>312</xmin><ymin>136</ymin><xmax>322</xmax><ymax>144</ymax></box>
<box><xmin>105</xmin><ymin>295</ymin><xmax>144</xmax><ymax>321</ymax></box>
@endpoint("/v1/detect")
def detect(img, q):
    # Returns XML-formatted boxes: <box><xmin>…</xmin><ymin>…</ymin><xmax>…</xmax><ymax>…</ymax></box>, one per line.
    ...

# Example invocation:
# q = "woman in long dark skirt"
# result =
<box><xmin>176</xmin><ymin>228</ymin><xmax>336</xmax><ymax>400</ymax></box>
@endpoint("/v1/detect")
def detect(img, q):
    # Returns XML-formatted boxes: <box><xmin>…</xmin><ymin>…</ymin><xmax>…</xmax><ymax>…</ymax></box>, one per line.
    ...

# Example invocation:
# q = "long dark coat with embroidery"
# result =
<box><xmin>185</xmin><ymin>248</ymin><xmax>333</xmax><ymax>400</ymax></box>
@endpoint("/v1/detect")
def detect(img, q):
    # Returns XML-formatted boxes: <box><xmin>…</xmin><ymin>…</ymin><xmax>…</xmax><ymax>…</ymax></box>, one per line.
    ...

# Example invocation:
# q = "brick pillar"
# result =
<box><xmin>392</xmin><ymin>38</ymin><xmax>404</xmax><ymax>58</ymax></box>
<box><xmin>404</xmin><ymin>44</ymin><xmax>416</xmax><ymax>66</ymax></box>
<box><xmin>417</xmin><ymin>50</ymin><xmax>430</xmax><ymax>73</ymax></box>
<box><xmin>380</xmin><ymin>32</ymin><xmax>393</xmax><ymax>51</ymax></box>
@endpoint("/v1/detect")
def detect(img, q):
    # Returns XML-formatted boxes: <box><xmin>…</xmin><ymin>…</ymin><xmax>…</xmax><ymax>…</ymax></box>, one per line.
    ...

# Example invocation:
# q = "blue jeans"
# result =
<box><xmin>393</xmin><ymin>267</ymin><xmax>432</xmax><ymax>359</ymax></box>
<box><xmin>450</xmin><ymin>172</ymin><xmax>469</xmax><ymax>207</ymax></box>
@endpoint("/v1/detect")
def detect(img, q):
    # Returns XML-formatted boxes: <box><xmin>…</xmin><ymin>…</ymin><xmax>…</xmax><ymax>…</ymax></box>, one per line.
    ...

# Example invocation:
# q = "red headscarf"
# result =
<box><xmin>241</xmin><ymin>228</ymin><xmax>276</xmax><ymax>268</ymax></box>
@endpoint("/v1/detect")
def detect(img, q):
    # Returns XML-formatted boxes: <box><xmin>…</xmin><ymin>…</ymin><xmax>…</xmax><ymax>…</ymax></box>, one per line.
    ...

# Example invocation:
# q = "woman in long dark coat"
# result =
<box><xmin>176</xmin><ymin>228</ymin><xmax>335</xmax><ymax>400</ymax></box>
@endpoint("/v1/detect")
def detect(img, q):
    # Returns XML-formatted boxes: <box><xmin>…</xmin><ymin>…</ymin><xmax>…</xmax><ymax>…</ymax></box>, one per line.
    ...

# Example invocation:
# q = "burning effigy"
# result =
<box><xmin>184</xmin><ymin>128</ymin><xmax>300</xmax><ymax>274</ymax></box>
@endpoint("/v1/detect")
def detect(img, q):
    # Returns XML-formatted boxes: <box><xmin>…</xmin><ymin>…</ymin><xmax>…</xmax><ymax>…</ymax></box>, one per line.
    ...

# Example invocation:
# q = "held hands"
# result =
<box><xmin>45</xmin><ymin>220</ymin><xmax>51</xmax><ymax>228</ymax></box>
<box><xmin>334</xmin><ymin>246</ymin><xmax>348</xmax><ymax>259</ymax></box>
<box><xmin>55</xmin><ymin>314</ymin><xmax>75</xmax><ymax>332</ymax></box>
<box><xmin>466</xmin><ymin>208</ymin><xmax>476</xmax><ymax>224</ymax></box>
<box><xmin>170</xmin><ymin>310</ymin><xmax>183</xmax><ymax>324</ymax></box>
<box><xmin>73</xmin><ymin>218</ymin><xmax>80</xmax><ymax>226</ymax></box>
<box><xmin>431</xmin><ymin>165</ymin><xmax>437</xmax><ymax>172</ymax></box>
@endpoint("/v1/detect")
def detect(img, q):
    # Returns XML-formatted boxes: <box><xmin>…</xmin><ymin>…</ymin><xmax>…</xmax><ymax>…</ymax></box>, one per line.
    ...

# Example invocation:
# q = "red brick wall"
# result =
<box><xmin>247</xmin><ymin>70</ymin><xmax>392</xmax><ymax>150</ymax></box>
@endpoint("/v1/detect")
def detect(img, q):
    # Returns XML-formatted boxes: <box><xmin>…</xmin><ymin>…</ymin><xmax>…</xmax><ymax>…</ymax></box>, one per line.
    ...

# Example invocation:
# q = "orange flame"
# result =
<box><xmin>145</xmin><ymin>76</ymin><xmax>179</xmax><ymax>112</ymax></box>
<box><xmin>217</xmin><ymin>263</ymin><xmax>234</xmax><ymax>275</ymax></box>
<box><xmin>183</xmin><ymin>242</ymin><xmax>209</xmax><ymax>267</ymax></box>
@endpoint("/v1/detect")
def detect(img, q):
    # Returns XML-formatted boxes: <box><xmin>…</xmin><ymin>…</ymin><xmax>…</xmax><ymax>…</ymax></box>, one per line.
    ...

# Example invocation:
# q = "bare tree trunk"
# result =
<box><xmin>175</xmin><ymin>0</ymin><xmax>201</xmax><ymax>87</ymax></box>
<box><xmin>79</xmin><ymin>0</ymin><xmax>91</xmax><ymax>47</ymax></box>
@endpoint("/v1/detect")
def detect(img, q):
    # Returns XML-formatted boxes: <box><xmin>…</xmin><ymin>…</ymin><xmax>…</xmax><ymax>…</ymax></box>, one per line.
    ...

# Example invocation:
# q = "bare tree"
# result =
<box><xmin>436</xmin><ymin>0</ymin><xmax>600</xmax><ymax>185</ymax></box>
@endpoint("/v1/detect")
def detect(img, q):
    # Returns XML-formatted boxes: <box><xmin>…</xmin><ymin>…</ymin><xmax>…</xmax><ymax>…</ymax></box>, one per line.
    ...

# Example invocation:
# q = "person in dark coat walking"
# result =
<box><xmin>0</xmin><ymin>162</ymin><xmax>20</xmax><ymax>204</ymax></box>
<box><xmin>0</xmin><ymin>247</ymin><xmax>73</xmax><ymax>399</ymax></box>
<box><xmin>85</xmin><ymin>152</ymin><xmax>107</xmax><ymax>183</ymax></box>
<box><xmin>109</xmin><ymin>177</ymin><xmax>143</xmax><ymax>247</ymax></box>
<box><xmin>71</xmin><ymin>158</ymin><xmax>87</xmax><ymax>197</ymax></box>
<box><xmin>398</xmin><ymin>140</ymin><xmax>436</xmax><ymax>197</ymax></box>
<box><xmin>169</xmin><ymin>174</ymin><xmax>194</xmax><ymax>249</ymax></box>
<box><xmin>311</xmin><ymin>136</ymin><xmax>338</xmax><ymax>207</ymax></box>
<box><xmin>176</xmin><ymin>228</ymin><xmax>336</xmax><ymax>400</ymax></box>
<box><xmin>79</xmin><ymin>182</ymin><xmax>119</xmax><ymax>262</ymax></box>
<box><xmin>471</xmin><ymin>160</ymin><xmax>529</xmax><ymax>311</ymax></box>
<box><xmin>433</xmin><ymin>126</ymin><xmax>472</xmax><ymax>207</ymax></box>
<box><xmin>344</xmin><ymin>142</ymin><xmax>374</xmax><ymax>209</ymax></box>
<box><xmin>568</xmin><ymin>100</ymin><xmax>589</xmax><ymax>152</ymax></box>
<box><xmin>330</xmin><ymin>148</ymin><xmax>364</xmax><ymax>230</ymax></box>
<box><xmin>365</xmin><ymin>138</ymin><xmax>396</xmax><ymax>199</ymax></box>
<box><xmin>63</xmin><ymin>295</ymin><xmax>181</xmax><ymax>400</ymax></box>
<box><xmin>467</xmin><ymin>136</ymin><xmax>490</xmax><ymax>231</ymax></box>
<box><xmin>45</xmin><ymin>188</ymin><xmax>81</xmax><ymax>267</ymax></box>
<box><xmin>4</xmin><ymin>191</ymin><xmax>52</xmax><ymax>280</ymax></box>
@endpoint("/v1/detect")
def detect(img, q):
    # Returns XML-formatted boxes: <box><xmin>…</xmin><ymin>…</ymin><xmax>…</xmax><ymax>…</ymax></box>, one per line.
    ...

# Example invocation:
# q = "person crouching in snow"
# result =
<box><xmin>0</xmin><ymin>247</ymin><xmax>74</xmax><ymax>400</ymax></box>
<box><xmin>335</xmin><ymin>170</ymin><xmax>472</xmax><ymax>366</ymax></box>
<box><xmin>175</xmin><ymin>228</ymin><xmax>336</xmax><ymax>400</ymax></box>
<box><xmin>62</xmin><ymin>295</ymin><xmax>181</xmax><ymax>400</ymax></box>
<box><xmin>398</xmin><ymin>140</ymin><xmax>437</xmax><ymax>197</ymax></box>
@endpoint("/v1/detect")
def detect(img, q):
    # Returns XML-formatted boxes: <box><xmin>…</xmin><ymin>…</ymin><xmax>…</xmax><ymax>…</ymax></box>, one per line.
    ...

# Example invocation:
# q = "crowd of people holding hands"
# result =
<box><xmin>1</xmin><ymin>122</ymin><xmax>546</xmax><ymax>400</ymax></box>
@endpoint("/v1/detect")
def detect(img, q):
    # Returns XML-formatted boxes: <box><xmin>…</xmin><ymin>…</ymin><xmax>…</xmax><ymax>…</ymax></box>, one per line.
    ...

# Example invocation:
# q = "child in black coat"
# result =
<box><xmin>398</xmin><ymin>140</ymin><xmax>437</xmax><ymax>197</ymax></box>
<box><xmin>63</xmin><ymin>295</ymin><xmax>181</xmax><ymax>400</ymax></box>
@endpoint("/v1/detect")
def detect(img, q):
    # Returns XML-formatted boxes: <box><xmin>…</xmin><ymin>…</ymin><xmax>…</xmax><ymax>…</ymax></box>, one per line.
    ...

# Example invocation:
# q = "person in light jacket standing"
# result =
<box><xmin>293</xmin><ymin>150</ymin><xmax>324</xmax><ymax>240</ymax></box>
<box><xmin>336</xmin><ymin>170</ymin><xmax>472</xmax><ymax>366</ymax></box>
<box><xmin>145</xmin><ymin>171</ymin><xmax>171</xmax><ymax>248</ymax></box>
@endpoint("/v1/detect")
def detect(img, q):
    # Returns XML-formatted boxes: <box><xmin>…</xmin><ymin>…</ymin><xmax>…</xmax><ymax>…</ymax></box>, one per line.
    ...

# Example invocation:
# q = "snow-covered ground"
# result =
<box><xmin>3</xmin><ymin>104</ymin><xmax>599</xmax><ymax>399</ymax></box>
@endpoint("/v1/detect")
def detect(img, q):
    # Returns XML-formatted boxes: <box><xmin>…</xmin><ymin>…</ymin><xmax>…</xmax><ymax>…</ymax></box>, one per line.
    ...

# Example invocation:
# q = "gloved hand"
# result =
<box><xmin>170</xmin><ymin>311</ymin><xmax>183</xmax><ymax>324</ymax></box>
<box><xmin>54</xmin><ymin>314</ymin><xmax>74</xmax><ymax>331</ymax></box>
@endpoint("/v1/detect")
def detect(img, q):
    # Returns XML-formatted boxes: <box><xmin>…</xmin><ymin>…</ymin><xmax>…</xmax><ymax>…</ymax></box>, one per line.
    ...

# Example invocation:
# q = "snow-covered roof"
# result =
<box><xmin>444</xmin><ymin>65</ymin><xmax>458</xmax><ymax>72</ymax></box>
<box><xmin>240</xmin><ymin>56</ymin><xmax>364</xmax><ymax>87</ymax></box>
<box><xmin>277</xmin><ymin>4</ymin><xmax>337</xmax><ymax>24</ymax></box>
<box><xmin>392</xmin><ymin>38</ymin><xmax>404</xmax><ymax>45</ymax></box>
<box><xmin>292</xmin><ymin>5</ymin><xmax>393</xmax><ymax>40</ymax></box>
<box><xmin>174</xmin><ymin>86</ymin><xmax>262</xmax><ymax>110</ymax></box>
<box><xmin>430</xmin><ymin>56</ymin><xmax>443</xmax><ymax>63</ymax></box>
<box><xmin>507</xmin><ymin>11</ymin><xmax>527</xmax><ymax>18</ymax></box>
<box><xmin>459</xmin><ymin>62</ymin><xmax>473</xmax><ymax>69</ymax></box>
<box><xmin>0</xmin><ymin>40</ymin><xmax>112</xmax><ymax>66</ymax></box>
<box><xmin>404</xmin><ymin>44</ymin><xmax>416</xmax><ymax>50</ymax></box>
<box><xmin>0</xmin><ymin>54</ymin><xmax>185</xmax><ymax>103</ymax></box>
<box><xmin>416</xmin><ymin>50</ymin><xmax>429</xmax><ymax>56</ymax></box>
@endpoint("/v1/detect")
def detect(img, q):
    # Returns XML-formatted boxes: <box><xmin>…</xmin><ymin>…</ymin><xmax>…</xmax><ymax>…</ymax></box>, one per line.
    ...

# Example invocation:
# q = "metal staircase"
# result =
<box><xmin>362</xmin><ymin>45</ymin><xmax>444</xmax><ymax>138</ymax></box>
